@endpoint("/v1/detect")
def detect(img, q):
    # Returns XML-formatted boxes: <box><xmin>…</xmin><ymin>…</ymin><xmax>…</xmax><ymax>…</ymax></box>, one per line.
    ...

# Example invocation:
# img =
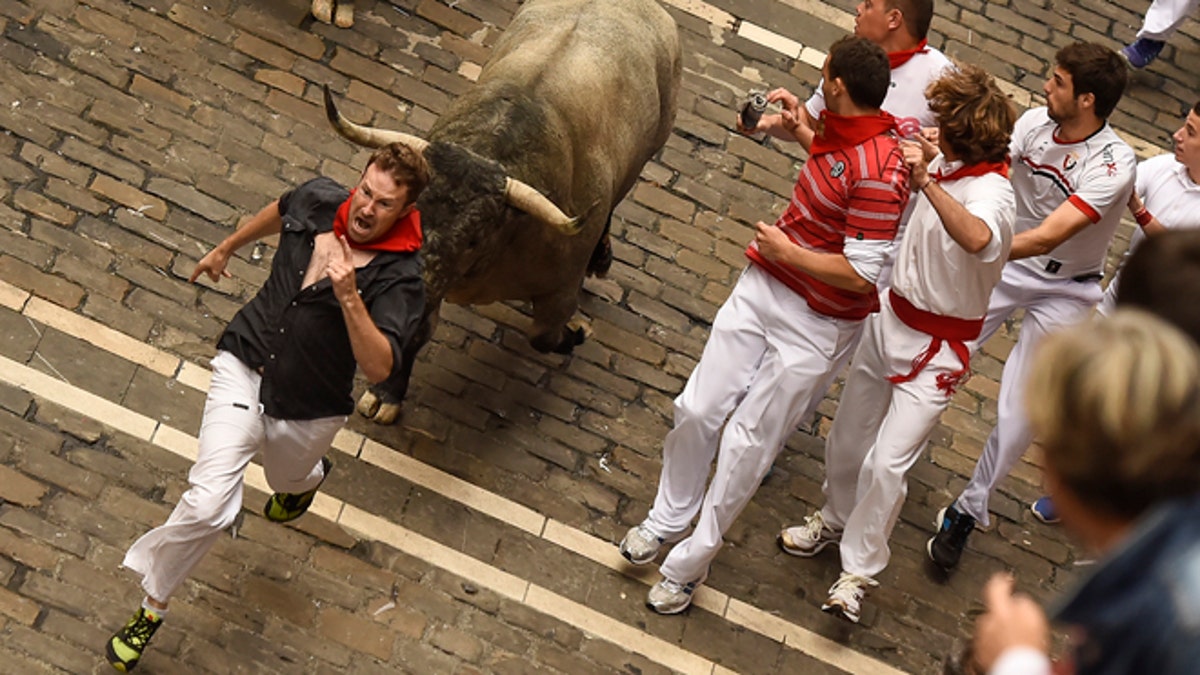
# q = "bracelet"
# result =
<box><xmin>916</xmin><ymin>178</ymin><xmax>933</xmax><ymax>191</ymax></box>
<box><xmin>1133</xmin><ymin>208</ymin><xmax>1153</xmax><ymax>227</ymax></box>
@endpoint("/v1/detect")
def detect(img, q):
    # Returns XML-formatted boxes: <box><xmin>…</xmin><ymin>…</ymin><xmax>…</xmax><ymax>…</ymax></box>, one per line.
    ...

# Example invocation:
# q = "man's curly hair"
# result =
<box><xmin>926</xmin><ymin>64</ymin><xmax>1016</xmax><ymax>165</ymax></box>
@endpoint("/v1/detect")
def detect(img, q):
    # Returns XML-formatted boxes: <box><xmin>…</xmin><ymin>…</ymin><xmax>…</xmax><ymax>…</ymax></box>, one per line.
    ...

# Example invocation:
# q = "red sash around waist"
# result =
<box><xmin>886</xmin><ymin>290</ymin><xmax>983</xmax><ymax>395</ymax></box>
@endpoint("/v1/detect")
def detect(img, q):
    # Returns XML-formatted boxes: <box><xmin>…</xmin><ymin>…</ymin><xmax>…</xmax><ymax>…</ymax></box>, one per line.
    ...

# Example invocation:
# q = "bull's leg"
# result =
<box><xmin>357</xmin><ymin>348</ymin><xmax>414</xmax><ymax>425</ymax></box>
<box><xmin>311</xmin><ymin>0</ymin><xmax>333</xmax><ymax>23</ymax></box>
<box><xmin>586</xmin><ymin>212</ymin><xmax>614</xmax><ymax>278</ymax></box>
<box><xmin>528</xmin><ymin>291</ymin><xmax>588</xmax><ymax>355</ymax></box>
<box><xmin>358</xmin><ymin>309</ymin><xmax>439</xmax><ymax>425</ymax></box>
<box><xmin>333</xmin><ymin>0</ymin><xmax>354</xmax><ymax>28</ymax></box>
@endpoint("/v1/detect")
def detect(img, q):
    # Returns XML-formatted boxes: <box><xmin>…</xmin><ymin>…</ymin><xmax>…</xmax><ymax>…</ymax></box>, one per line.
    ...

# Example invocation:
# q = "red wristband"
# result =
<box><xmin>1134</xmin><ymin>208</ymin><xmax>1153</xmax><ymax>227</ymax></box>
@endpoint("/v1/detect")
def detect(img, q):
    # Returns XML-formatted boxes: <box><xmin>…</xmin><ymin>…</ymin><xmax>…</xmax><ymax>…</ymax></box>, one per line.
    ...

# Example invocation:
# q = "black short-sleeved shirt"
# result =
<box><xmin>218</xmin><ymin>177</ymin><xmax>425</xmax><ymax>420</ymax></box>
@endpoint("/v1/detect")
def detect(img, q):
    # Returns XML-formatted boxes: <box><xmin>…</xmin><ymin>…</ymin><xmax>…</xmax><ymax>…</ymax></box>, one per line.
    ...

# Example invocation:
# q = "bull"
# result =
<box><xmin>325</xmin><ymin>0</ymin><xmax>682</xmax><ymax>424</ymax></box>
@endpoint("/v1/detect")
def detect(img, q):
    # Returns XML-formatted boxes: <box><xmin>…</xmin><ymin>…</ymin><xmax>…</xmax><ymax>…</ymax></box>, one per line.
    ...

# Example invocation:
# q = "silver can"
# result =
<box><xmin>739</xmin><ymin>91</ymin><xmax>768</xmax><ymax>130</ymax></box>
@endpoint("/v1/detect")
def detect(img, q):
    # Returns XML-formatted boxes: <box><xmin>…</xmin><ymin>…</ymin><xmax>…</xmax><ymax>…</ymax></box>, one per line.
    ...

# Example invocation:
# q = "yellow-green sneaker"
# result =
<box><xmin>263</xmin><ymin>456</ymin><xmax>332</xmax><ymax>523</ymax></box>
<box><xmin>106</xmin><ymin>607</ymin><xmax>163</xmax><ymax>672</ymax></box>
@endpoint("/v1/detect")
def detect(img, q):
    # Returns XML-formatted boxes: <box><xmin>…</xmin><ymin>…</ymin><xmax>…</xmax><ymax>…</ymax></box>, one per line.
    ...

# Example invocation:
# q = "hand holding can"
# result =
<box><xmin>739</xmin><ymin>91</ymin><xmax>768</xmax><ymax>131</ymax></box>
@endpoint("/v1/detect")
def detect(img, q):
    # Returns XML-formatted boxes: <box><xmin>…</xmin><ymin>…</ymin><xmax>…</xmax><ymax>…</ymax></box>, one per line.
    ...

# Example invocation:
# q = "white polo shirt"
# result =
<box><xmin>805</xmin><ymin>47</ymin><xmax>952</xmax><ymax>136</ymax></box>
<box><xmin>1008</xmin><ymin>107</ymin><xmax>1136</xmax><ymax>280</ymax></box>
<box><xmin>1099</xmin><ymin>152</ymin><xmax>1200</xmax><ymax>312</ymax></box>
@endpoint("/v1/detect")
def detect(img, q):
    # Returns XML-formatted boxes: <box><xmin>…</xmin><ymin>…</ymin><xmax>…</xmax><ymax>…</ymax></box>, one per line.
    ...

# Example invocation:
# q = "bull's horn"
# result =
<box><xmin>504</xmin><ymin>178</ymin><xmax>581</xmax><ymax>235</ymax></box>
<box><xmin>323</xmin><ymin>85</ymin><xmax>429</xmax><ymax>153</ymax></box>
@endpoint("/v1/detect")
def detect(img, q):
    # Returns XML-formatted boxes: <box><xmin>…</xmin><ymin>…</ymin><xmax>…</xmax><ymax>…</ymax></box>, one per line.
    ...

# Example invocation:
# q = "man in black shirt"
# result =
<box><xmin>105</xmin><ymin>143</ymin><xmax>429</xmax><ymax>672</ymax></box>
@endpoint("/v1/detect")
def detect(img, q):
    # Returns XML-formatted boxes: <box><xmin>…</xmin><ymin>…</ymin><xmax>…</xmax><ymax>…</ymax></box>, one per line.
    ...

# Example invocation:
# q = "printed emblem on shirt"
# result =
<box><xmin>1062</xmin><ymin>152</ymin><xmax>1078</xmax><ymax>172</ymax></box>
<box><xmin>896</xmin><ymin>116</ymin><xmax>922</xmax><ymax>138</ymax></box>
<box><xmin>1102</xmin><ymin>144</ymin><xmax>1118</xmax><ymax>176</ymax></box>
<box><xmin>830</xmin><ymin>161</ymin><xmax>846</xmax><ymax>178</ymax></box>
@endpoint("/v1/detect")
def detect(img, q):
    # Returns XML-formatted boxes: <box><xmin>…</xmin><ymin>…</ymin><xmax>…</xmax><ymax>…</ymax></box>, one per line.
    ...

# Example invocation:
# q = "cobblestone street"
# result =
<box><xmin>1</xmin><ymin>0</ymin><xmax>1197</xmax><ymax>672</ymax></box>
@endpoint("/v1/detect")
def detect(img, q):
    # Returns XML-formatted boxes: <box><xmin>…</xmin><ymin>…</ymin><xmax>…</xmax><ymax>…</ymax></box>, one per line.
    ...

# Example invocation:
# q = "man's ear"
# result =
<box><xmin>1077</xmin><ymin>91</ymin><xmax>1096</xmax><ymax>114</ymax></box>
<box><xmin>886</xmin><ymin>7</ymin><xmax>904</xmax><ymax>31</ymax></box>
<box><xmin>829</xmin><ymin>76</ymin><xmax>844</xmax><ymax>99</ymax></box>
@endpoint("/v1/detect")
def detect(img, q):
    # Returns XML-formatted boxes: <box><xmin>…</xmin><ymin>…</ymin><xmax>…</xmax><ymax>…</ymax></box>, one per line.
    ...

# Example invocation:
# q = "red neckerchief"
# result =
<box><xmin>888</xmin><ymin>39</ymin><xmax>928</xmax><ymax>69</ymax></box>
<box><xmin>809</xmin><ymin>110</ymin><xmax>898</xmax><ymax>156</ymax></box>
<box><xmin>935</xmin><ymin>159</ymin><xmax>1010</xmax><ymax>182</ymax></box>
<box><xmin>332</xmin><ymin>188</ymin><xmax>422</xmax><ymax>253</ymax></box>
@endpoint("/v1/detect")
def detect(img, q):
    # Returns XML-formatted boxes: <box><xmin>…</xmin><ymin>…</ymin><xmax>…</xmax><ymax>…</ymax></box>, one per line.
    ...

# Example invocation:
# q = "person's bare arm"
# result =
<box><xmin>1009</xmin><ymin>199</ymin><xmax>1093</xmax><ymax>260</ymax></box>
<box><xmin>903</xmin><ymin>139</ymin><xmax>994</xmax><ymax>253</ymax></box>
<box><xmin>737</xmin><ymin>88</ymin><xmax>815</xmax><ymax>150</ymax></box>
<box><xmin>327</xmin><ymin>235</ymin><xmax>394</xmax><ymax>383</ymax></box>
<box><xmin>753</xmin><ymin>221</ymin><xmax>872</xmax><ymax>293</ymax></box>
<box><xmin>1127</xmin><ymin>191</ymin><xmax>1168</xmax><ymax>237</ymax></box>
<box><xmin>190</xmin><ymin>200</ymin><xmax>283</xmax><ymax>283</ymax></box>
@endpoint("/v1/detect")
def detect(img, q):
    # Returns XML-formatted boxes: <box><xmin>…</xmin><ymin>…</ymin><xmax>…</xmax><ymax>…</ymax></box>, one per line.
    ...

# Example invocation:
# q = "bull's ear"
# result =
<box><xmin>504</xmin><ymin>178</ymin><xmax>581</xmax><ymax>235</ymax></box>
<box><xmin>323</xmin><ymin>85</ymin><xmax>430</xmax><ymax>153</ymax></box>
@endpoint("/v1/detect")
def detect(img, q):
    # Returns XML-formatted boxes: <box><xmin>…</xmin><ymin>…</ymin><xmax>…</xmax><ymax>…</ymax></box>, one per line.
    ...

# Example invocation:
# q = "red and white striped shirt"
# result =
<box><xmin>747</xmin><ymin>128</ymin><xmax>909</xmax><ymax>320</ymax></box>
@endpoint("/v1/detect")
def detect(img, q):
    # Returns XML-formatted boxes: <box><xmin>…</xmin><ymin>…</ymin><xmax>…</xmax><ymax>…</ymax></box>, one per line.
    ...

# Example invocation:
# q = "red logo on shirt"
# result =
<box><xmin>896</xmin><ymin>116</ymin><xmax>921</xmax><ymax>137</ymax></box>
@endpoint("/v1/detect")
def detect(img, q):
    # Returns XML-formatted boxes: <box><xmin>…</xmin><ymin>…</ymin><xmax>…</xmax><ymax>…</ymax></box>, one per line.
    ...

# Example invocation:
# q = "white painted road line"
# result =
<box><xmin>0</xmin><ymin>317</ymin><xmax>910</xmax><ymax>673</ymax></box>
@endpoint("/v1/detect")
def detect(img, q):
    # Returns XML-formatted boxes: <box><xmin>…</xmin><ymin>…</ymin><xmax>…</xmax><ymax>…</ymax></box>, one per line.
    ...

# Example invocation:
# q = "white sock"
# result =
<box><xmin>141</xmin><ymin>598</ymin><xmax>168</xmax><ymax>620</ymax></box>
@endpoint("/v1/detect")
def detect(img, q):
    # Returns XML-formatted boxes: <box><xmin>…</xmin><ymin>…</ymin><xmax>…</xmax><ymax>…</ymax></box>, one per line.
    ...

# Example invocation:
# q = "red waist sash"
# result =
<box><xmin>886</xmin><ymin>290</ymin><xmax>983</xmax><ymax>395</ymax></box>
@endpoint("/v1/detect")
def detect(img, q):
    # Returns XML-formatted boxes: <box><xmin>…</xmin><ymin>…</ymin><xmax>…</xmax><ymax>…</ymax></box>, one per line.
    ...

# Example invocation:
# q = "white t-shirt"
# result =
<box><xmin>1098</xmin><ymin>153</ymin><xmax>1200</xmax><ymax>312</ymax></box>
<box><xmin>891</xmin><ymin>157</ymin><xmax>1015</xmax><ymax>319</ymax></box>
<box><xmin>1009</xmin><ymin>107</ymin><xmax>1136</xmax><ymax>280</ymax></box>
<box><xmin>805</xmin><ymin>47</ymin><xmax>952</xmax><ymax>136</ymax></box>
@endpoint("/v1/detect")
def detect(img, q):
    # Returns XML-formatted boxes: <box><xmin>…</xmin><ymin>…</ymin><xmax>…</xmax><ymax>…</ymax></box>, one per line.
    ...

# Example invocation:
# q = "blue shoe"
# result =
<box><xmin>1121</xmin><ymin>38</ymin><xmax>1165</xmax><ymax>69</ymax></box>
<box><xmin>1030</xmin><ymin>496</ymin><xmax>1060</xmax><ymax>524</ymax></box>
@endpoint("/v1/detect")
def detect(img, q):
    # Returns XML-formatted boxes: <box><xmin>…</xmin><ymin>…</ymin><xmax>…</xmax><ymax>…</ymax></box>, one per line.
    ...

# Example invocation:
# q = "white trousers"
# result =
<box><xmin>955</xmin><ymin>265</ymin><xmax>1100</xmax><ymax>526</ymax></box>
<box><xmin>1138</xmin><ymin>0</ymin><xmax>1199</xmax><ymax>39</ymax></box>
<box><xmin>821</xmin><ymin>299</ymin><xmax>963</xmax><ymax>578</ymax></box>
<box><xmin>123</xmin><ymin>351</ymin><xmax>345</xmax><ymax>603</ymax></box>
<box><xmin>646</xmin><ymin>265</ymin><xmax>862</xmax><ymax>584</ymax></box>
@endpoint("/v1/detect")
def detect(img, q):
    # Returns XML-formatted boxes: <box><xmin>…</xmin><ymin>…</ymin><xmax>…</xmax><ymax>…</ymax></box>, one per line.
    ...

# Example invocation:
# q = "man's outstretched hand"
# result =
<box><xmin>190</xmin><ymin>247</ymin><xmax>233</xmax><ymax>283</ymax></box>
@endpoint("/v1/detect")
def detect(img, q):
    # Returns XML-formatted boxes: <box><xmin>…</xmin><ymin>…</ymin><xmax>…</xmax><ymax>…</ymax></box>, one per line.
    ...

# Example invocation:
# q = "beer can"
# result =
<box><xmin>740</xmin><ymin>91</ymin><xmax>768</xmax><ymax>130</ymax></box>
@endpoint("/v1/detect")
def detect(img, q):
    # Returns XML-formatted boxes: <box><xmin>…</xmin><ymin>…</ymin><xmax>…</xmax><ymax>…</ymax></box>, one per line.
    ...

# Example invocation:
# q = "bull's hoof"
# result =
<box><xmin>356</xmin><ymin>390</ymin><xmax>381</xmax><ymax>418</ymax></box>
<box><xmin>333</xmin><ymin>1</ymin><xmax>354</xmax><ymax>27</ymax></box>
<box><xmin>551</xmin><ymin>320</ymin><xmax>591</xmax><ymax>355</ymax></box>
<box><xmin>372</xmin><ymin>402</ymin><xmax>403</xmax><ymax>425</ymax></box>
<box><xmin>311</xmin><ymin>0</ymin><xmax>333</xmax><ymax>23</ymax></box>
<box><xmin>357</xmin><ymin>390</ymin><xmax>404</xmax><ymax>424</ymax></box>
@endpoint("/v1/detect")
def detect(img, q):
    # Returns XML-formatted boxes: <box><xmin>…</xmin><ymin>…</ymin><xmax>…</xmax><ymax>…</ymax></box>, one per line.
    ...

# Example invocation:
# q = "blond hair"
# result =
<box><xmin>1026</xmin><ymin>310</ymin><xmax>1200</xmax><ymax>520</ymax></box>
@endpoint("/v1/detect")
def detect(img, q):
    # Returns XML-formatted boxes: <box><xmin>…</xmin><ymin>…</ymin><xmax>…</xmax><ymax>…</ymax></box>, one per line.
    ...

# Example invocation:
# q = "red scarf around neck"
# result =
<box><xmin>809</xmin><ymin>110</ymin><xmax>898</xmax><ymax>156</ymax></box>
<box><xmin>332</xmin><ymin>189</ymin><xmax>422</xmax><ymax>253</ymax></box>
<box><xmin>934</xmin><ymin>159</ymin><xmax>1010</xmax><ymax>183</ymax></box>
<box><xmin>888</xmin><ymin>39</ymin><xmax>928</xmax><ymax>69</ymax></box>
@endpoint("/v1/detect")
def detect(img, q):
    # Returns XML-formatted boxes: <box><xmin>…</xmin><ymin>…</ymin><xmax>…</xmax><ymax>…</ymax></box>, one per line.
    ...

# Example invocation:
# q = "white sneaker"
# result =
<box><xmin>646</xmin><ymin>576</ymin><xmax>703</xmax><ymax>615</ymax></box>
<box><xmin>821</xmin><ymin>572</ymin><xmax>878</xmax><ymax>624</ymax></box>
<box><xmin>778</xmin><ymin>512</ymin><xmax>842</xmax><ymax>557</ymax></box>
<box><xmin>619</xmin><ymin>522</ymin><xmax>667</xmax><ymax>565</ymax></box>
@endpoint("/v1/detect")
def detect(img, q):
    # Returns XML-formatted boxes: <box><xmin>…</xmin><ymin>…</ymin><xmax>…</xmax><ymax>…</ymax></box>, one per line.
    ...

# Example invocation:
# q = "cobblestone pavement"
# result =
<box><xmin>1</xmin><ymin>0</ymin><xmax>1196</xmax><ymax>672</ymax></box>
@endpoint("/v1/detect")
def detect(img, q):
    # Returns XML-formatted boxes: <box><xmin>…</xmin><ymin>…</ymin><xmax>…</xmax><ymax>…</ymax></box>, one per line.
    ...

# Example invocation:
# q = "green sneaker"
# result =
<box><xmin>106</xmin><ymin>607</ymin><xmax>163</xmax><ymax>672</ymax></box>
<box><xmin>263</xmin><ymin>456</ymin><xmax>332</xmax><ymax>523</ymax></box>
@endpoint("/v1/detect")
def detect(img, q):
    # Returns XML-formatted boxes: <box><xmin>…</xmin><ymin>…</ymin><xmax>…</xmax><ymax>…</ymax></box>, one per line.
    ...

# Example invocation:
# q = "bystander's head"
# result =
<box><xmin>1117</xmin><ymin>229</ymin><xmax>1200</xmax><ymax>343</ymax></box>
<box><xmin>1026</xmin><ymin>310</ymin><xmax>1200</xmax><ymax>527</ymax></box>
